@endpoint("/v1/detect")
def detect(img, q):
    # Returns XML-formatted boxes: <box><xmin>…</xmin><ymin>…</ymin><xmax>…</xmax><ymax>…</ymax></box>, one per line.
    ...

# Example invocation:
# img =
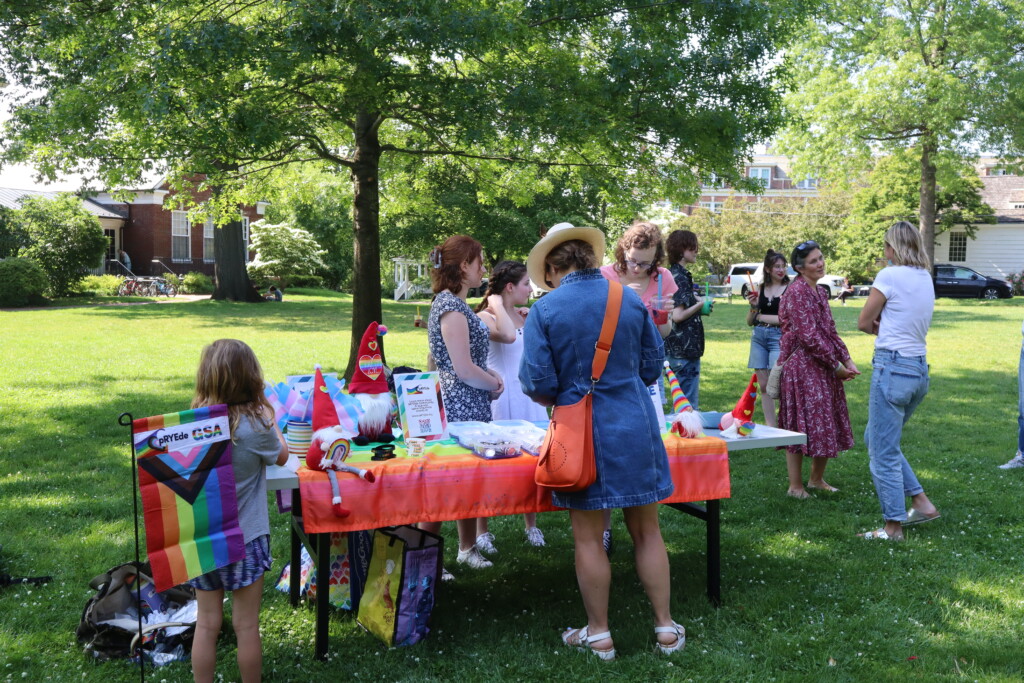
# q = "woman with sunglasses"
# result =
<box><xmin>855</xmin><ymin>222</ymin><xmax>940</xmax><ymax>540</ymax></box>
<box><xmin>777</xmin><ymin>240</ymin><xmax>859</xmax><ymax>498</ymax></box>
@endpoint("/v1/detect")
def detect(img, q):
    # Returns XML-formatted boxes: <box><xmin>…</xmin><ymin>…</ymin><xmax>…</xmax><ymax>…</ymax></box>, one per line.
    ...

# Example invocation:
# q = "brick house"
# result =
<box><xmin>93</xmin><ymin>178</ymin><xmax>267</xmax><ymax>277</ymax></box>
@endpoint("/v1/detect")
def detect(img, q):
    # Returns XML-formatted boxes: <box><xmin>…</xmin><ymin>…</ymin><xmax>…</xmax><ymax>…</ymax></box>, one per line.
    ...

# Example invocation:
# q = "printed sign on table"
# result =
<box><xmin>132</xmin><ymin>404</ymin><xmax>245</xmax><ymax>591</ymax></box>
<box><xmin>394</xmin><ymin>372</ymin><xmax>447</xmax><ymax>441</ymax></box>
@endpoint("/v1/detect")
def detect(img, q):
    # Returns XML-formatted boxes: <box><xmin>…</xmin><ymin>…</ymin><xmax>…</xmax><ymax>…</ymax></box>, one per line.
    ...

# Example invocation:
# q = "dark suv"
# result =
<box><xmin>933</xmin><ymin>264</ymin><xmax>1012</xmax><ymax>299</ymax></box>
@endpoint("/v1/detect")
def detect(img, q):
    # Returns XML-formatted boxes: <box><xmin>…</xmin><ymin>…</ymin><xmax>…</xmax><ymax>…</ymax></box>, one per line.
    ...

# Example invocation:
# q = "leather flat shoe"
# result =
<box><xmin>904</xmin><ymin>509</ymin><xmax>941</xmax><ymax>526</ymax></box>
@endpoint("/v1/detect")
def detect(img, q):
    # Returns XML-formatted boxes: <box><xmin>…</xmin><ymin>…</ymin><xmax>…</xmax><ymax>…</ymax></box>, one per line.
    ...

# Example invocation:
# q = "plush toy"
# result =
<box><xmin>718</xmin><ymin>373</ymin><xmax>758</xmax><ymax>438</ymax></box>
<box><xmin>665</xmin><ymin>361</ymin><xmax>704</xmax><ymax>438</ymax></box>
<box><xmin>306</xmin><ymin>366</ymin><xmax>375</xmax><ymax>517</ymax></box>
<box><xmin>348</xmin><ymin>322</ymin><xmax>397</xmax><ymax>446</ymax></box>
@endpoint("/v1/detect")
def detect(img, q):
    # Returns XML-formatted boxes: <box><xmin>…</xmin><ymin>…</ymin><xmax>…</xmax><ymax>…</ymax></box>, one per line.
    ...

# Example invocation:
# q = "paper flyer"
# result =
<box><xmin>394</xmin><ymin>372</ymin><xmax>447</xmax><ymax>441</ymax></box>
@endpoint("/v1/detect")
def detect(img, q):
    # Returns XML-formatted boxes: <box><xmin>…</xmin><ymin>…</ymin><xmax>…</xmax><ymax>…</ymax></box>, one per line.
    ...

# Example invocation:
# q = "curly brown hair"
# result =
<box><xmin>665</xmin><ymin>229</ymin><xmax>698</xmax><ymax>264</ymax></box>
<box><xmin>430</xmin><ymin>235</ymin><xmax>483</xmax><ymax>294</ymax></box>
<box><xmin>613</xmin><ymin>221</ymin><xmax>665</xmax><ymax>276</ymax></box>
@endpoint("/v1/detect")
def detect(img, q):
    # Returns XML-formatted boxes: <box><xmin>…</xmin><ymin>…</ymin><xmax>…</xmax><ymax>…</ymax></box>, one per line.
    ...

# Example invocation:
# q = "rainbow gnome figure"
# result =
<box><xmin>718</xmin><ymin>373</ymin><xmax>758</xmax><ymax>438</ymax></box>
<box><xmin>349</xmin><ymin>322</ymin><xmax>397</xmax><ymax>446</ymax></box>
<box><xmin>665</xmin><ymin>361</ymin><xmax>704</xmax><ymax>438</ymax></box>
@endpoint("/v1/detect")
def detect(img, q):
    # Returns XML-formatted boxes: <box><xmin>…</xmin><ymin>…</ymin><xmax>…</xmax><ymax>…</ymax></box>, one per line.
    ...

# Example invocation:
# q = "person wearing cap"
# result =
<box><xmin>422</xmin><ymin>234</ymin><xmax>505</xmax><ymax>572</ymax></box>
<box><xmin>520</xmin><ymin>222</ymin><xmax>685</xmax><ymax>661</ymax></box>
<box><xmin>777</xmin><ymin>239</ymin><xmax>859</xmax><ymax>499</ymax></box>
<box><xmin>856</xmin><ymin>222</ymin><xmax>940</xmax><ymax>540</ymax></box>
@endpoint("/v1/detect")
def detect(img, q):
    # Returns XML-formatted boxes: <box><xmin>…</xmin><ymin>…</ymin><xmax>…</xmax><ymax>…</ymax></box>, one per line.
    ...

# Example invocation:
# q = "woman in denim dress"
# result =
<box><xmin>856</xmin><ymin>222</ymin><xmax>940</xmax><ymax>540</ymax></box>
<box><xmin>520</xmin><ymin>223</ymin><xmax>685</xmax><ymax>660</ymax></box>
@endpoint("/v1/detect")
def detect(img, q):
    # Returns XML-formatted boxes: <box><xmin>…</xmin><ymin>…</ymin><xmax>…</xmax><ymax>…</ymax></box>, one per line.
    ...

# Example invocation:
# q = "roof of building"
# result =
<box><xmin>0</xmin><ymin>187</ymin><xmax>127</xmax><ymax>219</ymax></box>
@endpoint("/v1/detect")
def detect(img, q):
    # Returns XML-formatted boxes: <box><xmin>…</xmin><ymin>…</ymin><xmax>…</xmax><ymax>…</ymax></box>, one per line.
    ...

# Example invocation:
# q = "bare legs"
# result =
<box><xmin>567</xmin><ymin>504</ymin><xmax>679</xmax><ymax>651</ymax></box>
<box><xmin>755</xmin><ymin>368</ymin><xmax>777</xmax><ymax>427</ymax></box>
<box><xmin>419</xmin><ymin>519</ymin><xmax>478</xmax><ymax>552</ymax></box>
<box><xmin>191</xmin><ymin>576</ymin><xmax>264</xmax><ymax>683</ymax></box>
<box><xmin>787</xmin><ymin>450</ymin><xmax>834</xmax><ymax>498</ymax></box>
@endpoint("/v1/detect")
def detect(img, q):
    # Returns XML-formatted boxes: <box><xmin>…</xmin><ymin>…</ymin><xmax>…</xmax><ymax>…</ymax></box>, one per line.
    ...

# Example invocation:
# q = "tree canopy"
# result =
<box><xmin>779</xmin><ymin>0</ymin><xmax>1024</xmax><ymax>262</ymax></box>
<box><xmin>1</xmin><ymin>0</ymin><xmax>809</xmax><ymax>377</ymax></box>
<box><xmin>14</xmin><ymin>194</ymin><xmax>107</xmax><ymax>297</ymax></box>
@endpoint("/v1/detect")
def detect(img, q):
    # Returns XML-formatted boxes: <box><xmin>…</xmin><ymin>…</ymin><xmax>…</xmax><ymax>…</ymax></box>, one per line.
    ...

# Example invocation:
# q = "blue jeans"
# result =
<box><xmin>1018</xmin><ymin>340</ymin><xmax>1024</xmax><ymax>454</ymax></box>
<box><xmin>864</xmin><ymin>349</ymin><xmax>929</xmax><ymax>522</ymax></box>
<box><xmin>666</xmin><ymin>356</ymin><xmax>700</xmax><ymax>411</ymax></box>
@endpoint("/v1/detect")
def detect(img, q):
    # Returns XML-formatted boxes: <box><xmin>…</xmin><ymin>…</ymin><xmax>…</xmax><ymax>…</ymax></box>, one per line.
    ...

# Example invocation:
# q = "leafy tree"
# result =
<box><xmin>16</xmin><ymin>194</ymin><xmax>108</xmax><ymax>297</ymax></box>
<box><xmin>670</xmin><ymin>192</ymin><xmax>849</xmax><ymax>282</ymax></box>
<box><xmin>247</xmin><ymin>219</ymin><xmax>327</xmax><ymax>289</ymax></box>
<box><xmin>835</xmin><ymin>151</ymin><xmax>992</xmax><ymax>281</ymax></box>
<box><xmin>1</xmin><ymin>0</ymin><xmax>806</xmax><ymax>377</ymax></box>
<box><xmin>779</xmin><ymin>0</ymin><xmax>1024</xmax><ymax>262</ymax></box>
<box><xmin>0</xmin><ymin>206</ymin><xmax>28</xmax><ymax>259</ymax></box>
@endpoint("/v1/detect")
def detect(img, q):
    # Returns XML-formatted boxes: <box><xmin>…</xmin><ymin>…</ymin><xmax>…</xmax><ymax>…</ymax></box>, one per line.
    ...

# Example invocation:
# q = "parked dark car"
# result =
<box><xmin>467</xmin><ymin>278</ymin><xmax>488</xmax><ymax>298</ymax></box>
<box><xmin>933</xmin><ymin>264</ymin><xmax>1012</xmax><ymax>299</ymax></box>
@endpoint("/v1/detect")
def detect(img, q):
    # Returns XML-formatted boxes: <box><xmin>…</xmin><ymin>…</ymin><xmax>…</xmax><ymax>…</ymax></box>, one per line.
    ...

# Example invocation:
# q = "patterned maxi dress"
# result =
<box><xmin>428</xmin><ymin>290</ymin><xmax>493</xmax><ymax>423</ymax></box>
<box><xmin>777</xmin><ymin>276</ymin><xmax>854</xmax><ymax>459</ymax></box>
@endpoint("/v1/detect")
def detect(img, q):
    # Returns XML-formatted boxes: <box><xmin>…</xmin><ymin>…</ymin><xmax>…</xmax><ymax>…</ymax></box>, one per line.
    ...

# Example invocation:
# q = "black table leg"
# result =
<box><xmin>289</xmin><ymin>494</ymin><xmax>301</xmax><ymax>607</ymax></box>
<box><xmin>706</xmin><ymin>499</ymin><xmax>721</xmax><ymax>606</ymax></box>
<box><xmin>314</xmin><ymin>531</ymin><xmax>331</xmax><ymax>660</ymax></box>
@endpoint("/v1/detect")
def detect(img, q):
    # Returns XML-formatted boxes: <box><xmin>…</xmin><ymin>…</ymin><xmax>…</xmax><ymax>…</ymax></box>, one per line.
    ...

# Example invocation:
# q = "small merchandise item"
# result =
<box><xmin>371</xmin><ymin>444</ymin><xmax>396</xmax><ymax>460</ymax></box>
<box><xmin>718</xmin><ymin>373</ymin><xmax>758</xmax><ymax>438</ymax></box>
<box><xmin>348</xmin><ymin>322</ymin><xmax>397</xmax><ymax>445</ymax></box>
<box><xmin>667</xmin><ymin>363</ymin><xmax>704</xmax><ymax>438</ymax></box>
<box><xmin>306</xmin><ymin>366</ymin><xmax>376</xmax><ymax>517</ymax></box>
<box><xmin>535</xmin><ymin>281</ymin><xmax>622</xmax><ymax>491</ymax></box>
<box><xmin>405</xmin><ymin>437</ymin><xmax>426</xmax><ymax>457</ymax></box>
<box><xmin>473</xmin><ymin>439</ymin><xmax>521</xmax><ymax>460</ymax></box>
<box><xmin>357</xmin><ymin>526</ymin><xmax>443</xmax><ymax>647</ymax></box>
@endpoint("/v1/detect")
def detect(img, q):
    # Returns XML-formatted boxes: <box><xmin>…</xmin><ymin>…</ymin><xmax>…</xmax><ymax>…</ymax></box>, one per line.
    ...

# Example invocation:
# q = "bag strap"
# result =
<box><xmin>590</xmin><ymin>280</ymin><xmax>623</xmax><ymax>384</ymax></box>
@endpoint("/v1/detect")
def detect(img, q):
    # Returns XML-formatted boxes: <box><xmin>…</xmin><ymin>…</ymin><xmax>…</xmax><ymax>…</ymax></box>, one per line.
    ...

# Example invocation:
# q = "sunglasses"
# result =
<box><xmin>625</xmin><ymin>258</ymin><xmax>655</xmax><ymax>270</ymax></box>
<box><xmin>794</xmin><ymin>240</ymin><xmax>819</xmax><ymax>254</ymax></box>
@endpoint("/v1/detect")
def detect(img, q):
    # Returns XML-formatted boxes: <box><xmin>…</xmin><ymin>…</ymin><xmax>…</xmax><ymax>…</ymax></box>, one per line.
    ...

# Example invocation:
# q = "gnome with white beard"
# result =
<box><xmin>348</xmin><ymin>321</ymin><xmax>397</xmax><ymax>446</ymax></box>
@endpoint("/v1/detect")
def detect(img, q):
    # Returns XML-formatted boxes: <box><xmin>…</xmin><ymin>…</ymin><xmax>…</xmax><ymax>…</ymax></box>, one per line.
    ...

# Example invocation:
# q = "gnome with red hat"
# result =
<box><xmin>718</xmin><ymin>373</ymin><xmax>759</xmax><ymax>438</ymax></box>
<box><xmin>306</xmin><ymin>366</ymin><xmax>375</xmax><ymax>518</ymax></box>
<box><xmin>349</xmin><ymin>321</ymin><xmax>397</xmax><ymax>446</ymax></box>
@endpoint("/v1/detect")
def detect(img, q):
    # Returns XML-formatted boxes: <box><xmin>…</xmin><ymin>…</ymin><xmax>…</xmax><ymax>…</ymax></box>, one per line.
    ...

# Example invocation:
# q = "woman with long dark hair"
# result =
<box><xmin>745</xmin><ymin>249</ymin><xmax>790</xmax><ymax>427</ymax></box>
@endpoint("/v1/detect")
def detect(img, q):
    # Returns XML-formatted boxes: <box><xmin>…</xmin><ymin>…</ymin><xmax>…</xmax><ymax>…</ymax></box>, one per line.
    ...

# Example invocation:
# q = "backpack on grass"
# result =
<box><xmin>76</xmin><ymin>561</ymin><xmax>197</xmax><ymax>663</ymax></box>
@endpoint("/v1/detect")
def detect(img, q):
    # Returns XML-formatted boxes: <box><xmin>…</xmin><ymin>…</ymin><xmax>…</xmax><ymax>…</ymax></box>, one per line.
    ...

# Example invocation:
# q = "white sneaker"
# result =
<box><xmin>475</xmin><ymin>532</ymin><xmax>498</xmax><ymax>555</ymax></box>
<box><xmin>999</xmin><ymin>451</ymin><xmax>1024</xmax><ymax>469</ymax></box>
<box><xmin>456</xmin><ymin>546</ymin><xmax>493</xmax><ymax>569</ymax></box>
<box><xmin>440</xmin><ymin>567</ymin><xmax>455</xmax><ymax>582</ymax></box>
<box><xmin>525</xmin><ymin>527</ymin><xmax>545</xmax><ymax>547</ymax></box>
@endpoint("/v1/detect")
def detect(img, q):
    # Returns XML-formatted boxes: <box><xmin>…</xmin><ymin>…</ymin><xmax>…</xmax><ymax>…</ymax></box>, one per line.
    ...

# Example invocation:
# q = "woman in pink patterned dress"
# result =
<box><xmin>777</xmin><ymin>240</ymin><xmax>860</xmax><ymax>498</ymax></box>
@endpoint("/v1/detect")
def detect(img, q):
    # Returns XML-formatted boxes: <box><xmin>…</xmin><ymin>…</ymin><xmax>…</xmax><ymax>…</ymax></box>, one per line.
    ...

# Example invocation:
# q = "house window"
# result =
<box><xmin>203</xmin><ymin>218</ymin><xmax>215</xmax><ymax>263</ymax></box>
<box><xmin>171</xmin><ymin>211</ymin><xmax>191</xmax><ymax>263</ymax></box>
<box><xmin>988</xmin><ymin>168</ymin><xmax>1014</xmax><ymax>176</ymax></box>
<box><xmin>796</xmin><ymin>178</ymin><xmax>818</xmax><ymax>189</ymax></box>
<box><xmin>948</xmin><ymin>232</ymin><xmax>967</xmax><ymax>262</ymax></box>
<box><xmin>1013</xmin><ymin>203</ymin><xmax>1024</xmax><ymax>210</ymax></box>
<box><xmin>748</xmin><ymin>167</ymin><xmax>771</xmax><ymax>187</ymax></box>
<box><xmin>702</xmin><ymin>173</ymin><xmax>726</xmax><ymax>189</ymax></box>
<box><xmin>699</xmin><ymin>201</ymin><xmax>722</xmax><ymax>213</ymax></box>
<box><xmin>241</xmin><ymin>215</ymin><xmax>251</xmax><ymax>263</ymax></box>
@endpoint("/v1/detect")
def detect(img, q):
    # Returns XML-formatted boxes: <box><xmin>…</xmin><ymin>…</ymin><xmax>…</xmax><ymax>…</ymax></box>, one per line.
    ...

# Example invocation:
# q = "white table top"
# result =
<box><xmin>265</xmin><ymin>426</ymin><xmax>805</xmax><ymax>492</ymax></box>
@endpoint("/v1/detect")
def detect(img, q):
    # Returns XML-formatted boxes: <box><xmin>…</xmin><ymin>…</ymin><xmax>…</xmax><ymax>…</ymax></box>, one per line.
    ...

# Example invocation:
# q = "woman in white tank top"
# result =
<box><xmin>475</xmin><ymin>261</ymin><xmax>548</xmax><ymax>550</ymax></box>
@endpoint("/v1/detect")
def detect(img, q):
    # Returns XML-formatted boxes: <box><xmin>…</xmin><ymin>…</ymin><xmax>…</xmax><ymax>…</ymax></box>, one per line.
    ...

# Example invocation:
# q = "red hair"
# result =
<box><xmin>430</xmin><ymin>235</ymin><xmax>483</xmax><ymax>294</ymax></box>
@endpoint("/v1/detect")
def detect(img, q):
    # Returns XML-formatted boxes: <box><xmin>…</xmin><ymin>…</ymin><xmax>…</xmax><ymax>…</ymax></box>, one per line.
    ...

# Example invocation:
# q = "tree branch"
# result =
<box><xmin>381</xmin><ymin>144</ymin><xmax>616</xmax><ymax>168</ymax></box>
<box><xmin>529</xmin><ymin>1</ymin><xmax>687</xmax><ymax>27</ymax></box>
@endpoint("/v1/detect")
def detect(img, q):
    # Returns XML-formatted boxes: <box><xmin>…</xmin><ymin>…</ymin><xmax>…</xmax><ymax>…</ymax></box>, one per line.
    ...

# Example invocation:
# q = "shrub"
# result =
<box><xmin>163</xmin><ymin>273</ymin><xmax>181</xmax><ymax>290</ymax></box>
<box><xmin>75</xmin><ymin>274</ymin><xmax>123</xmax><ymax>296</ymax></box>
<box><xmin>180</xmin><ymin>272</ymin><xmax>214</xmax><ymax>294</ymax></box>
<box><xmin>246</xmin><ymin>220</ymin><xmax>326</xmax><ymax>287</ymax></box>
<box><xmin>286</xmin><ymin>274</ymin><xmax>323</xmax><ymax>289</ymax></box>
<box><xmin>17</xmin><ymin>194</ymin><xmax>108</xmax><ymax>297</ymax></box>
<box><xmin>0</xmin><ymin>257</ymin><xmax>49</xmax><ymax>307</ymax></box>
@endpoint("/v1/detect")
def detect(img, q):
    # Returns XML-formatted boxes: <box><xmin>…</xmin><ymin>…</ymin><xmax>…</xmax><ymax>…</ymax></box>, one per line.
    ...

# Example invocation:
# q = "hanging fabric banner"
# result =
<box><xmin>132</xmin><ymin>404</ymin><xmax>245</xmax><ymax>591</ymax></box>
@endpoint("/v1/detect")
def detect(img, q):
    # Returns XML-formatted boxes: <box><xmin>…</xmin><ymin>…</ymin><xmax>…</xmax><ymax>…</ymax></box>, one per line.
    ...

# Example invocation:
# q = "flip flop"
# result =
<box><xmin>858</xmin><ymin>528</ymin><xmax>904</xmax><ymax>541</ymax></box>
<box><xmin>904</xmin><ymin>509</ymin><xmax>941</xmax><ymax>526</ymax></box>
<box><xmin>806</xmin><ymin>482</ymin><xmax>839</xmax><ymax>492</ymax></box>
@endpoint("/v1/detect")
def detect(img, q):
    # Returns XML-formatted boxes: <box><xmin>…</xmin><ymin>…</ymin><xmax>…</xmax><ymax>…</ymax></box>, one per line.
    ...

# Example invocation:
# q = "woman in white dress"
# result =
<box><xmin>475</xmin><ymin>261</ymin><xmax>549</xmax><ymax>550</ymax></box>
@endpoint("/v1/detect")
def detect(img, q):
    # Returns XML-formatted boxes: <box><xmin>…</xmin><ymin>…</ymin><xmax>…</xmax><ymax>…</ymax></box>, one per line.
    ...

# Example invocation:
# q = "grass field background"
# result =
<box><xmin>2</xmin><ymin>291</ymin><xmax>1023</xmax><ymax>681</ymax></box>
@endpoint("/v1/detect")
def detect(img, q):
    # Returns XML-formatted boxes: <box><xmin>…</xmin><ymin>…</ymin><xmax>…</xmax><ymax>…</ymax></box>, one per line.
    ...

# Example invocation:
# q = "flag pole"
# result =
<box><xmin>118</xmin><ymin>412</ymin><xmax>146</xmax><ymax>683</ymax></box>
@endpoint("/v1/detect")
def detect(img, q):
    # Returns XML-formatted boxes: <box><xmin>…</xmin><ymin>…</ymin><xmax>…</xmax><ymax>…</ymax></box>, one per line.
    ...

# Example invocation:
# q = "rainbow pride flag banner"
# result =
<box><xmin>132</xmin><ymin>404</ymin><xmax>245</xmax><ymax>592</ymax></box>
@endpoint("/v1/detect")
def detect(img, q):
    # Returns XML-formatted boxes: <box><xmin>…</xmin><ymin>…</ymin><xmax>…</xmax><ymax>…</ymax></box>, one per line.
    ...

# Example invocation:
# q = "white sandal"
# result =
<box><xmin>562</xmin><ymin>625</ymin><xmax>616</xmax><ymax>661</ymax></box>
<box><xmin>654</xmin><ymin>621</ymin><xmax>686</xmax><ymax>655</ymax></box>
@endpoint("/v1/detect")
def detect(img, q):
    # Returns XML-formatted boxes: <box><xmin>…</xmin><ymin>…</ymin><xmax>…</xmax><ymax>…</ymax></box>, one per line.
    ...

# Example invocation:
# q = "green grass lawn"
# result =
<box><xmin>2</xmin><ymin>291</ymin><xmax>1024</xmax><ymax>682</ymax></box>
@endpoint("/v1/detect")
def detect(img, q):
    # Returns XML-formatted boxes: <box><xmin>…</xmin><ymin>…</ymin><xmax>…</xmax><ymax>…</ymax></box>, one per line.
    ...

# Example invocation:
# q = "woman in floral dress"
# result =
<box><xmin>777</xmin><ymin>240</ymin><xmax>860</xmax><ymax>498</ymax></box>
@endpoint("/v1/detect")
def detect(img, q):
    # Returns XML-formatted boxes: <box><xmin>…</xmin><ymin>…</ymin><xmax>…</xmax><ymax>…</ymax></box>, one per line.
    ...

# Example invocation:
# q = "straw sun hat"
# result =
<box><xmin>526</xmin><ymin>222</ymin><xmax>606</xmax><ymax>292</ymax></box>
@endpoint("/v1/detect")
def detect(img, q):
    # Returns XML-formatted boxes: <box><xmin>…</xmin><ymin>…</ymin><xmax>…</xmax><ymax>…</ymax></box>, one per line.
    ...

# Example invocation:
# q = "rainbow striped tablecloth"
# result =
<box><xmin>298</xmin><ymin>434</ymin><xmax>729</xmax><ymax>533</ymax></box>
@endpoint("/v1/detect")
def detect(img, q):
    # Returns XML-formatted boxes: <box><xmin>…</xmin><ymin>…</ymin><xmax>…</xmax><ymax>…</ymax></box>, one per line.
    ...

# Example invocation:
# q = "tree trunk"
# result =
<box><xmin>918</xmin><ymin>136</ymin><xmax>938</xmax><ymax>265</ymax></box>
<box><xmin>212</xmin><ymin>219</ymin><xmax>263</xmax><ymax>302</ymax></box>
<box><xmin>346</xmin><ymin>110</ymin><xmax>386</xmax><ymax>380</ymax></box>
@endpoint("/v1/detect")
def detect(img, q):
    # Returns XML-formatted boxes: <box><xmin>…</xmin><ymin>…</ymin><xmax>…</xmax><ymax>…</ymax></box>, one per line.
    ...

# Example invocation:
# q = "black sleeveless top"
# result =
<box><xmin>758</xmin><ymin>286</ymin><xmax>785</xmax><ymax>316</ymax></box>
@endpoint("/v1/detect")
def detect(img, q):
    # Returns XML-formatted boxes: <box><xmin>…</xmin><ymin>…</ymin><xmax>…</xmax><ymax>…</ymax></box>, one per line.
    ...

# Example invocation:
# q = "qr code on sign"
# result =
<box><xmin>418</xmin><ymin>418</ymin><xmax>431</xmax><ymax>432</ymax></box>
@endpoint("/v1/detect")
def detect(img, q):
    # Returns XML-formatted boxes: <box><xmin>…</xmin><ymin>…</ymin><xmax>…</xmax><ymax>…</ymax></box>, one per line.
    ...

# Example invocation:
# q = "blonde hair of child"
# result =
<box><xmin>192</xmin><ymin>339</ymin><xmax>274</xmax><ymax>436</ymax></box>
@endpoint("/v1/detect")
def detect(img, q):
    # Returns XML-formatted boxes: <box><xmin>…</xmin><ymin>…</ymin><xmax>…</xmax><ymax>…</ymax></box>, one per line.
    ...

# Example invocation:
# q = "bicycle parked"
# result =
<box><xmin>117</xmin><ymin>277</ymin><xmax>150</xmax><ymax>297</ymax></box>
<box><xmin>145</xmin><ymin>277</ymin><xmax>178</xmax><ymax>297</ymax></box>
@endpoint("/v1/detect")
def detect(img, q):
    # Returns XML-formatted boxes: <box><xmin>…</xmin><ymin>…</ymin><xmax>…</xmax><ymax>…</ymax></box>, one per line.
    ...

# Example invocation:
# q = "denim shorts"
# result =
<box><xmin>189</xmin><ymin>535</ymin><xmax>272</xmax><ymax>592</ymax></box>
<box><xmin>748</xmin><ymin>325</ymin><xmax>782</xmax><ymax>370</ymax></box>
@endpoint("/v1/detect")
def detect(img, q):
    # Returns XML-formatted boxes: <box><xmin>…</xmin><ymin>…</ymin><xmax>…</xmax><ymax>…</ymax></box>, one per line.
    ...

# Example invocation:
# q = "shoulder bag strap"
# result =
<box><xmin>590</xmin><ymin>280</ymin><xmax>623</xmax><ymax>384</ymax></box>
